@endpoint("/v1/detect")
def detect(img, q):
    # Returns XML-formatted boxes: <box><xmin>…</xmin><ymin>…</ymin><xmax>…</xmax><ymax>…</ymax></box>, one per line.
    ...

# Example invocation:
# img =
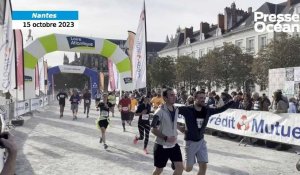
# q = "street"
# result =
<box><xmin>13</xmin><ymin>102</ymin><xmax>300</xmax><ymax>175</ymax></box>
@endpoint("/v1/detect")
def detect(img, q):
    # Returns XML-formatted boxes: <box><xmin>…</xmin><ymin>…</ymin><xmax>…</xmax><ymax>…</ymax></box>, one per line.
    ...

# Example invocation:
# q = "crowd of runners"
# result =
<box><xmin>55</xmin><ymin>86</ymin><xmax>300</xmax><ymax>175</ymax></box>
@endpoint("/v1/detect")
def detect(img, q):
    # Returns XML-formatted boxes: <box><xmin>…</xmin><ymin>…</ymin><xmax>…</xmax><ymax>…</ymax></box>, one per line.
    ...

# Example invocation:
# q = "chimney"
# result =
<box><xmin>184</xmin><ymin>27</ymin><xmax>193</xmax><ymax>41</ymax></box>
<box><xmin>200</xmin><ymin>22</ymin><xmax>210</xmax><ymax>34</ymax></box>
<box><xmin>218</xmin><ymin>14</ymin><xmax>225</xmax><ymax>30</ymax></box>
<box><xmin>248</xmin><ymin>7</ymin><xmax>252</xmax><ymax>13</ymax></box>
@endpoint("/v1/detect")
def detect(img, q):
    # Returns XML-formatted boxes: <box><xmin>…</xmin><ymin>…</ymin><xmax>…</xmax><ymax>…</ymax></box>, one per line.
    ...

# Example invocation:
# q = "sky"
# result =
<box><xmin>11</xmin><ymin>0</ymin><xmax>285</xmax><ymax>66</ymax></box>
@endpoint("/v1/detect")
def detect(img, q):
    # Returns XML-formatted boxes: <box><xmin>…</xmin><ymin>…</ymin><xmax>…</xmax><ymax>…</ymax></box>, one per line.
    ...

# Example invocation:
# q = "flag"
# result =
<box><xmin>0</xmin><ymin>0</ymin><xmax>16</xmax><ymax>91</ymax></box>
<box><xmin>35</xmin><ymin>65</ymin><xmax>39</xmax><ymax>95</ymax></box>
<box><xmin>132</xmin><ymin>1</ymin><xmax>147</xmax><ymax>89</ymax></box>
<box><xmin>99</xmin><ymin>72</ymin><xmax>104</xmax><ymax>91</ymax></box>
<box><xmin>44</xmin><ymin>61</ymin><xmax>48</xmax><ymax>94</ymax></box>
<box><xmin>127</xmin><ymin>31</ymin><xmax>136</xmax><ymax>61</ymax></box>
<box><xmin>108</xmin><ymin>59</ymin><xmax>116</xmax><ymax>91</ymax></box>
<box><xmin>15</xmin><ymin>29</ymin><xmax>24</xmax><ymax>100</ymax></box>
<box><xmin>38</xmin><ymin>58</ymin><xmax>45</xmax><ymax>93</ymax></box>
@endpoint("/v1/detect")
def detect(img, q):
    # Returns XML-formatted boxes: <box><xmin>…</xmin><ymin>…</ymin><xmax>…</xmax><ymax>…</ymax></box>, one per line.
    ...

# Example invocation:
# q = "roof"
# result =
<box><xmin>161</xmin><ymin>0</ymin><xmax>300</xmax><ymax>51</ymax></box>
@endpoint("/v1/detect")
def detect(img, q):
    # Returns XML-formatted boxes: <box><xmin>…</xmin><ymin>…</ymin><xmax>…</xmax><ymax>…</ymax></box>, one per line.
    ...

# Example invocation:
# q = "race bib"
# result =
<box><xmin>122</xmin><ymin>107</ymin><xmax>129</xmax><ymax>111</ymax></box>
<box><xmin>72</xmin><ymin>99</ymin><xmax>77</xmax><ymax>103</ymax></box>
<box><xmin>197</xmin><ymin>118</ymin><xmax>204</xmax><ymax>129</ymax></box>
<box><xmin>60</xmin><ymin>95</ymin><xmax>65</xmax><ymax>98</ymax></box>
<box><xmin>85</xmin><ymin>100</ymin><xmax>90</xmax><ymax>103</ymax></box>
<box><xmin>101</xmin><ymin>111</ymin><xmax>109</xmax><ymax>117</ymax></box>
<box><xmin>142</xmin><ymin>114</ymin><xmax>149</xmax><ymax>120</ymax></box>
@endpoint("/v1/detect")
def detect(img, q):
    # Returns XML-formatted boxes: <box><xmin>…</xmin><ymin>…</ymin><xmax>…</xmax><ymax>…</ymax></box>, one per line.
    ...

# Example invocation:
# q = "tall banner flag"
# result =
<box><xmin>132</xmin><ymin>1</ymin><xmax>147</xmax><ymax>89</ymax></box>
<box><xmin>127</xmin><ymin>31</ymin><xmax>136</xmax><ymax>61</ymax></box>
<box><xmin>108</xmin><ymin>59</ymin><xmax>116</xmax><ymax>91</ymax></box>
<box><xmin>44</xmin><ymin>61</ymin><xmax>48</xmax><ymax>94</ymax></box>
<box><xmin>24</xmin><ymin>29</ymin><xmax>35</xmax><ymax>99</ymax></box>
<box><xmin>15</xmin><ymin>29</ymin><xmax>24</xmax><ymax>100</ymax></box>
<box><xmin>38</xmin><ymin>58</ymin><xmax>45</xmax><ymax>93</ymax></box>
<box><xmin>0</xmin><ymin>0</ymin><xmax>16</xmax><ymax>91</ymax></box>
<box><xmin>35</xmin><ymin>65</ymin><xmax>39</xmax><ymax>95</ymax></box>
<box><xmin>99</xmin><ymin>72</ymin><xmax>104</xmax><ymax>91</ymax></box>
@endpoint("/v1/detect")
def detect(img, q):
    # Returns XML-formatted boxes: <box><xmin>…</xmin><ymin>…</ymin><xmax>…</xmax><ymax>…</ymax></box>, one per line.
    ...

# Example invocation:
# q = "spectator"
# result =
<box><xmin>207</xmin><ymin>92</ymin><xmax>216</xmax><ymax>108</ymax></box>
<box><xmin>185</xmin><ymin>96</ymin><xmax>194</xmax><ymax>106</ymax></box>
<box><xmin>214</xmin><ymin>95</ymin><xmax>224</xmax><ymax>108</ymax></box>
<box><xmin>221</xmin><ymin>92</ymin><xmax>231</xmax><ymax>104</ymax></box>
<box><xmin>288</xmin><ymin>97</ymin><xmax>297</xmax><ymax>113</ymax></box>
<box><xmin>252</xmin><ymin>92</ymin><xmax>262</xmax><ymax>111</ymax></box>
<box><xmin>261</xmin><ymin>93</ymin><xmax>271</xmax><ymax>111</ymax></box>
<box><xmin>271</xmin><ymin>91</ymin><xmax>288</xmax><ymax>113</ymax></box>
<box><xmin>240</xmin><ymin>93</ymin><xmax>252</xmax><ymax>110</ymax></box>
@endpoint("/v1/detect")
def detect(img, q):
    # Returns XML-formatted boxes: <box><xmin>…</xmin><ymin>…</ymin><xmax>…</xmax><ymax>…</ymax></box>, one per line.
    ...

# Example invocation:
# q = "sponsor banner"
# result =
<box><xmin>43</xmin><ymin>96</ymin><xmax>48</xmax><ymax>106</ymax></box>
<box><xmin>0</xmin><ymin>0</ymin><xmax>16</xmax><ymax>91</ymax></box>
<box><xmin>38</xmin><ymin>59</ymin><xmax>45</xmax><ymax>93</ymax></box>
<box><xmin>24</xmin><ymin>99</ymin><xmax>30</xmax><ymax>113</ymax></box>
<box><xmin>58</xmin><ymin>65</ymin><xmax>85</xmax><ymax>74</ymax></box>
<box><xmin>14</xmin><ymin>101</ymin><xmax>26</xmax><ymax>117</ymax></box>
<box><xmin>66</xmin><ymin>36</ymin><xmax>95</xmax><ymax>49</ymax></box>
<box><xmin>39</xmin><ymin>97</ymin><xmax>44</xmax><ymax>107</ymax></box>
<box><xmin>15</xmin><ymin>29</ymin><xmax>24</xmax><ymax>100</ymax></box>
<box><xmin>131</xmin><ymin>2</ymin><xmax>147</xmax><ymax>89</ymax></box>
<box><xmin>108</xmin><ymin>59</ymin><xmax>116</xmax><ymax>91</ymax></box>
<box><xmin>178</xmin><ymin>108</ymin><xmax>300</xmax><ymax>146</ymax></box>
<box><xmin>30</xmin><ymin>98</ymin><xmax>40</xmax><ymax>111</ymax></box>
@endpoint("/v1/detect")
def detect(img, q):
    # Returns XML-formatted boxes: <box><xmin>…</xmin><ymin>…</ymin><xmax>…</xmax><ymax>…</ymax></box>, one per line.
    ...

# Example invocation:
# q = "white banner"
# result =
<box><xmin>178</xmin><ymin>109</ymin><xmax>300</xmax><ymax>146</ymax></box>
<box><xmin>0</xmin><ymin>0</ymin><xmax>16</xmax><ymax>91</ymax></box>
<box><xmin>30</xmin><ymin>98</ymin><xmax>40</xmax><ymax>111</ymax></box>
<box><xmin>59</xmin><ymin>65</ymin><xmax>85</xmax><ymax>74</ymax></box>
<box><xmin>14</xmin><ymin>101</ymin><xmax>26</xmax><ymax>117</ymax></box>
<box><xmin>131</xmin><ymin>1</ymin><xmax>147</xmax><ymax>90</ymax></box>
<box><xmin>38</xmin><ymin>59</ymin><xmax>45</xmax><ymax>93</ymax></box>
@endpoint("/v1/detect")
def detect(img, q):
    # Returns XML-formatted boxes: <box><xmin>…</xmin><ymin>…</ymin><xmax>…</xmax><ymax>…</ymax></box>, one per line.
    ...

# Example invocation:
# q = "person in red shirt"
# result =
<box><xmin>118</xmin><ymin>92</ymin><xmax>131</xmax><ymax>132</ymax></box>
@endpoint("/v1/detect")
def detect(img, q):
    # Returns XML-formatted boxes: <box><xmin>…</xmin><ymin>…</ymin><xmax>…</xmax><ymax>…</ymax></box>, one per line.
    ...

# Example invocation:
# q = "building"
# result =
<box><xmin>158</xmin><ymin>0</ymin><xmax>300</xmax><ymax>93</ymax></box>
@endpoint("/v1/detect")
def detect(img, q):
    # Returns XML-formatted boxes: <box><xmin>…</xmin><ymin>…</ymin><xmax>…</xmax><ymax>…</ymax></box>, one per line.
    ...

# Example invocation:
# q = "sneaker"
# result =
<box><xmin>87</xmin><ymin>115</ymin><xmax>89</xmax><ymax>118</ymax></box>
<box><xmin>171</xmin><ymin>161</ymin><xmax>175</xmax><ymax>170</ymax></box>
<box><xmin>143</xmin><ymin>148</ymin><xmax>149</xmax><ymax>154</ymax></box>
<box><xmin>133</xmin><ymin>136</ymin><xmax>139</xmax><ymax>144</ymax></box>
<box><xmin>123</xmin><ymin>128</ymin><xmax>126</xmax><ymax>132</ymax></box>
<box><xmin>104</xmin><ymin>144</ymin><xmax>108</xmax><ymax>149</ymax></box>
<box><xmin>99</xmin><ymin>137</ymin><xmax>103</xmax><ymax>143</ymax></box>
<box><xmin>84</xmin><ymin>111</ymin><xmax>86</xmax><ymax>114</ymax></box>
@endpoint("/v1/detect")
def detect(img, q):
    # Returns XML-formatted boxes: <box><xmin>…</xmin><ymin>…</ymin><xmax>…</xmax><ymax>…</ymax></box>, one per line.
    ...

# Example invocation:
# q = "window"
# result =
<box><xmin>186</xmin><ymin>37</ymin><xmax>191</xmax><ymax>45</ymax></box>
<box><xmin>207</xmin><ymin>47</ymin><xmax>213</xmax><ymax>53</ymax></box>
<box><xmin>246</xmin><ymin>37</ymin><xmax>255</xmax><ymax>53</ymax></box>
<box><xmin>199</xmin><ymin>49</ymin><xmax>205</xmax><ymax>58</ymax></box>
<box><xmin>259</xmin><ymin>35</ymin><xmax>267</xmax><ymax>50</ymax></box>
<box><xmin>235</xmin><ymin>39</ymin><xmax>243</xmax><ymax>49</ymax></box>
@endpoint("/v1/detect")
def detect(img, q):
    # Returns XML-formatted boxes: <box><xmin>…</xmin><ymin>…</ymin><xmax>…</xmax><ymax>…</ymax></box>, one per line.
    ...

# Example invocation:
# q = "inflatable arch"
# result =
<box><xmin>24</xmin><ymin>33</ymin><xmax>132</xmax><ymax>99</ymax></box>
<box><xmin>48</xmin><ymin>65</ymin><xmax>99</xmax><ymax>98</ymax></box>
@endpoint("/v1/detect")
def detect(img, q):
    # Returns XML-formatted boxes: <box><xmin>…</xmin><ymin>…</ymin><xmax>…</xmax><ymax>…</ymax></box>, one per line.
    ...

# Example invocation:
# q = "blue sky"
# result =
<box><xmin>11</xmin><ymin>0</ymin><xmax>285</xmax><ymax>66</ymax></box>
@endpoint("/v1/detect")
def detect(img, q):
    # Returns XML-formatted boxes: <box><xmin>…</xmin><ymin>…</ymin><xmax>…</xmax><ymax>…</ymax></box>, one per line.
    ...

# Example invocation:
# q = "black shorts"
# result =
<box><xmin>59</xmin><ymin>102</ymin><xmax>65</xmax><ymax>107</ymax></box>
<box><xmin>153</xmin><ymin>143</ymin><xmax>182</xmax><ymax>168</ymax></box>
<box><xmin>121</xmin><ymin>112</ymin><xmax>130</xmax><ymax>121</ymax></box>
<box><xmin>98</xmin><ymin>119</ymin><xmax>109</xmax><ymax>129</ymax></box>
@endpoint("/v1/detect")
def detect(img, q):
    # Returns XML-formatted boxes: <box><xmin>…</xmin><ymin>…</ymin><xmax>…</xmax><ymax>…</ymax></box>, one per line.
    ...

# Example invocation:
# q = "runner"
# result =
<box><xmin>69</xmin><ymin>89</ymin><xmax>81</xmax><ymax>120</ymax></box>
<box><xmin>150</xmin><ymin>91</ymin><xmax>164</xmax><ymax>111</ymax></box>
<box><xmin>118</xmin><ymin>92</ymin><xmax>131</xmax><ymax>132</ymax></box>
<box><xmin>108</xmin><ymin>91</ymin><xmax>117</xmax><ymax>117</ymax></box>
<box><xmin>95</xmin><ymin>90</ymin><xmax>102</xmax><ymax>111</ymax></box>
<box><xmin>56</xmin><ymin>89</ymin><xmax>68</xmax><ymax>118</ymax></box>
<box><xmin>133</xmin><ymin>95</ymin><xmax>151</xmax><ymax>154</ymax></box>
<box><xmin>129</xmin><ymin>94</ymin><xmax>138</xmax><ymax>126</ymax></box>
<box><xmin>150</xmin><ymin>87</ymin><xmax>183</xmax><ymax>175</ymax></box>
<box><xmin>178</xmin><ymin>90</ymin><xmax>234</xmax><ymax>175</ymax></box>
<box><xmin>96</xmin><ymin>93</ymin><xmax>113</xmax><ymax>149</ymax></box>
<box><xmin>83</xmin><ymin>89</ymin><xmax>92</xmax><ymax>118</ymax></box>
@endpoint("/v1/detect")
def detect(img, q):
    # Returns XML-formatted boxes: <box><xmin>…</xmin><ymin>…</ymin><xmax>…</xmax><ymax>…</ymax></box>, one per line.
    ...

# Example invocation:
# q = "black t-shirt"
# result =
<box><xmin>194</xmin><ymin>108</ymin><xmax>207</xmax><ymax>130</ymax></box>
<box><xmin>57</xmin><ymin>92</ymin><xmax>68</xmax><ymax>104</ymax></box>
<box><xmin>83</xmin><ymin>93</ymin><xmax>91</xmax><ymax>104</ymax></box>
<box><xmin>98</xmin><ymin>102</ymin><xmax>113</xmax><ymax>118</ymax></box>
<box><xmin>136</xmin><ymin>103</ymin><xmax>151</xmax><ymax>121</ymax></box>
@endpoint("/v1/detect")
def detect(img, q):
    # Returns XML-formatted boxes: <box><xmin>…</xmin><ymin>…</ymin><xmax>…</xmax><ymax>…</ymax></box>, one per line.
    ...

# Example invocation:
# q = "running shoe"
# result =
<box><xmin>143</xmin><ymin>148</ymin><xmax>149</xmax><ymax>154</ymax></box>
<box><xmin>133</xmin><ymin>136</ymin><xmax>139</xmax><ymax>144</ymax></box>
<box><xmin>104</xmin><ymin>144</ymin><xmax>108</xmax><ymax>149</ymax></box>
<box><xmin>99</xmin><ymin>137</ymin><xmax>103</xmax><ymax>143</ymax></box>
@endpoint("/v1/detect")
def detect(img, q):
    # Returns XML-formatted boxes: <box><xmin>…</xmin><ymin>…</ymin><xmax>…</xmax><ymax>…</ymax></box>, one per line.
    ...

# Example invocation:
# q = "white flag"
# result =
<box><xmin>0</xmin><ymin>0</ymin><xmax>16</xmax><ymax>91</ymax></box>
<box><xmin>38</xmin><ymin>58</ymin><xmax>45</xmax><ymax>93</ymax></box>
<box><xmin>132</xmin><ymin>1</ymin><xmax>147</xmax><ymax>89</ymax></box>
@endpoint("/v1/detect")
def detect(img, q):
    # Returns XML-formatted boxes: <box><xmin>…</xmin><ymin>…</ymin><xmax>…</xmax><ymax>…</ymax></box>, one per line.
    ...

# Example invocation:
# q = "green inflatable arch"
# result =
<box><xmin>24</xmin><ymin>33</ymin><xmax>132</xmax><ymax>99</ymax></box>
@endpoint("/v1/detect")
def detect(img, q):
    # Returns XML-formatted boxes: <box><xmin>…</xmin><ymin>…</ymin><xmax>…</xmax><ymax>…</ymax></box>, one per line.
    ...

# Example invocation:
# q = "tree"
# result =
<box><xmin>176</xmin><ymin>56</ymin><xmax>202</xmax><ymax>91</ymax></box>
<box><xmin>253</xmin><ymin>33</ymin><xmax>300</xmax><ymax>88</ymax></box>
<box><xmin>165</xmin><ymin>35</ymin><xmax>170</xmax><ymax>43</ymax></box>
<box><xmin>149</xmin><ymin>56</ymin><xmax>176</xmax><ymax>87</ymax></box>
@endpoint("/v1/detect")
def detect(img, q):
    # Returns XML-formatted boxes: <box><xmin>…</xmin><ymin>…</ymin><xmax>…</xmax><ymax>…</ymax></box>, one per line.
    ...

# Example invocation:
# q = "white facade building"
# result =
<box><xmin>158</xmin><ymin>0</ymin><xmax>300</xmax><ymax>95</ymax></box>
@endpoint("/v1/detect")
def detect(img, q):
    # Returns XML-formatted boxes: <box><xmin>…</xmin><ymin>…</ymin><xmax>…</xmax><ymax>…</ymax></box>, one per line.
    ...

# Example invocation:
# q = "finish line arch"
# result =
<box><xmin>24</xmin><ymin>33</ymin><xmax>132</xmax><ymax>99</ymax></box>
<box><xmin>48</xmin><ymin>65</ymin><xmax>99</xmax><ymax>98</ymax></box>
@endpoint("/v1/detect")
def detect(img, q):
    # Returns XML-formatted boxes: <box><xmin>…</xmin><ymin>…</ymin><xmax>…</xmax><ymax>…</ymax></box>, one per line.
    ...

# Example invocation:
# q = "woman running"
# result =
<box><xmin>96</xmin><ymin>93</ymin><xmax>113</xmax><ymax>149</ymax></box>
<box><xmin>133</xmin><ymin>95</ymin><xmax>152</xmax><ymax>154</ymax></box>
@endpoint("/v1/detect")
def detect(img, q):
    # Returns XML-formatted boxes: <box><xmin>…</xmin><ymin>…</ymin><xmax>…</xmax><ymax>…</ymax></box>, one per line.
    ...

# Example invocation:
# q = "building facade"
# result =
<box><xmin>158</xmin><ymin>0</ymin><xmax>300</xmax><ymax>94</ymax></box>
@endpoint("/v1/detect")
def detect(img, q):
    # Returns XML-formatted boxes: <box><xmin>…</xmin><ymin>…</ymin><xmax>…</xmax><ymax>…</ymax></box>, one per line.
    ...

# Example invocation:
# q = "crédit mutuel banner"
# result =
<box><xmin>178</xmin><ymin>109</ymin><xmax>300</xmax><ymax>146</ymax></box>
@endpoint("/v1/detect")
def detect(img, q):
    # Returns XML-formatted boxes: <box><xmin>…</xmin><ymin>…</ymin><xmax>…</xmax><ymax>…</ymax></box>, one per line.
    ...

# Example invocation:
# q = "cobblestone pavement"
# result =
<box><xmin>12</xmin><ymin>102</ymin><xmax>300</xmax><ymax>175</ymax></box>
